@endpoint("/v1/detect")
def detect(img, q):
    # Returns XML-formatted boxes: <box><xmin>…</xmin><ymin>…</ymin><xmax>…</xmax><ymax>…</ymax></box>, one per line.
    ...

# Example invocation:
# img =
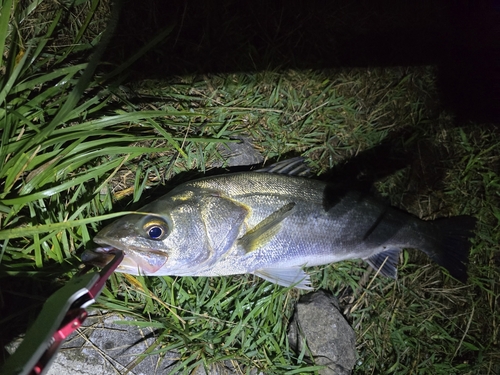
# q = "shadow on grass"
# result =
<box><xmin>106</xmin><ymin>0</ymin><xmax>500</xmax><ymax>123</ymax></box>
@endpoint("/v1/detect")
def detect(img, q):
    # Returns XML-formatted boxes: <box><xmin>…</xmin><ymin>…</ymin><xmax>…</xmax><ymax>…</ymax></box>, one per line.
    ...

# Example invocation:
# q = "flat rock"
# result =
<box><xmin>288</xmin><ymin>290</ymin><xmax>357</xmax><ymax>375</ymax></box>
<box><xmin>47</xmin><ymin>312</ymin><xmax>169</xmax><ymax>375</ymax></box>
<box><xmin>213</xmin><ymin>136</ymin><xmax>264</xmax><ymax>167</ymax></box>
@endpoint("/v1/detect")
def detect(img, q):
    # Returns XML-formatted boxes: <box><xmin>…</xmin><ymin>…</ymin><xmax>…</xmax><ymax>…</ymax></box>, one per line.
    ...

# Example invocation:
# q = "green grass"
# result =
<box><xmin>1</xmin><ymin>1</ymin><xmax>499</xmax><ymax>374</ymax></box>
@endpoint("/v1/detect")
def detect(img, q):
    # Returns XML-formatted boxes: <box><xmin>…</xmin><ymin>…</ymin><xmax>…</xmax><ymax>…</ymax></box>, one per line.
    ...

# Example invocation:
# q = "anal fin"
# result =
<box><xmin>253</xmin><ymin>267</ymin><xmax>313</xmax><ymax>290</ymax></box>
<box><xmin>365</xmin><ymin>249</ymin><xmax>400</xmax><ymax>278</ymax></box>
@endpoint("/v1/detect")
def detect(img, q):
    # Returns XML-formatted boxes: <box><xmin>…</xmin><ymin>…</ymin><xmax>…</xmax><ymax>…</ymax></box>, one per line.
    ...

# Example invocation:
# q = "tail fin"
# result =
<box><xmin>427</xmin><ymin>215</ymin><xmax>476</xmax><ymax>282</ymax></box>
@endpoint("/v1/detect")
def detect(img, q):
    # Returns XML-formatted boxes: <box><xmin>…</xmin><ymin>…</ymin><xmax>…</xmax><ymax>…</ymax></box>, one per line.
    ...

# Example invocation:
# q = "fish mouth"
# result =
<box><xmin>81</xmin><ymin>246</ymin><xmax>168</xmax><ymax>275</ymax></box>
<box><xmin>81</xmin><ymin>246</ymin><xmax>117</xmax><ymax>267</ymax></box>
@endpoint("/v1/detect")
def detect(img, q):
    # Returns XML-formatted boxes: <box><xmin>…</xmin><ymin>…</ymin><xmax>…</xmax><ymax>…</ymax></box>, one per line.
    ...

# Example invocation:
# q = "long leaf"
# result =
<box><xmin>10</xmin><ymin>0</ymin><xmax>123</xmax><ymax>169</ymax></box>
<box><xmin>0</xmin><ymin>211</ymin><xmax>136</xmax><ymax>240</ymax></box>
<box><xmin>0</xmin><ymin>157</ymin><xmax>124</xmax><ymax>205</ymax></box>
<box><xmin>24</xmin><ymin>8</ymin><xmax>62</xmax><ymax>75</ymax></box>
<box><xmin>57</xmin><ymin>0</ymin><xmax>101</xmax><ymax>62</ymax></box>
<box><xmin>0</xmin><ymin>0</ymin><xmax>13</xmax><ymax>69</ymax></box>
<box><xmin>0</xmin><ymin>46</ymin><xmax>30</xmax><ymax>107</ymax></box>
<box><xmin>9</xmin><ymin>63</ymin><xmax>87</xmax><ymax>94</ymax></box>
<box><xmin>52</xmin><ymin>110</ymin><xmax>202</xmax><ymax>135</ymax></box>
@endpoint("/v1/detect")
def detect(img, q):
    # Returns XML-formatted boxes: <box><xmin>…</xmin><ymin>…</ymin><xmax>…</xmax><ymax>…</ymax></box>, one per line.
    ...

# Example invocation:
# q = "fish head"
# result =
<box><xmin>86</xmin><ymin>193</ymin><xmax>215</xmax><ymax>276</ymax></box>
<box><xmin>84</xmin><ymin>186</ymin><xmax>249</xmax><ymax>276</ymax></box>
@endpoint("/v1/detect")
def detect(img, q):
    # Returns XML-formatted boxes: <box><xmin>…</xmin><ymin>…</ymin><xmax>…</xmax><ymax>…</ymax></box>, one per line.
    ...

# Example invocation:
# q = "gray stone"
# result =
<box><xmin>46</xmin><ymin>312</ymin><xmax>170</xmax><ymax>375</ymax></box>
<box><xmin>213</xmin><ymin>136</ymin><xmax>264</xmax><ymax>167</ymax></box>
<box><xmin>288</xmin><ymin>291</ymin><xmax>357</xmax><ymax>375</ymax></box>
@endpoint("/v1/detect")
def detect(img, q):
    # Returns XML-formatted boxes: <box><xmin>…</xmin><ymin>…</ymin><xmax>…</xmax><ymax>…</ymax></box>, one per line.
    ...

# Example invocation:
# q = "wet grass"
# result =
<box><xmin>1</xmin><ymin>1</ymin><xmax>499</xmax><ymax>374</ymax></box>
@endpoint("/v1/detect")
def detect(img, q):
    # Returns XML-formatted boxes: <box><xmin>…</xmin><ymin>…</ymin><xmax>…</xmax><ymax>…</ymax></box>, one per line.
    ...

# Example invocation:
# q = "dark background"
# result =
<box><xmin>106</xmin><ymin>0</ymin><xmax>500</xmax><ymax>124</ymax></box>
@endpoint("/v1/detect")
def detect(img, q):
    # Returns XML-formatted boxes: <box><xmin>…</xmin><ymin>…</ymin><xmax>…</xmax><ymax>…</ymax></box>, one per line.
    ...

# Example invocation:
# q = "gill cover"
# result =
<box><xmin>193</xmin><ymin>194</ymin><xmax>249</xmax><ymax>269</ymax></box>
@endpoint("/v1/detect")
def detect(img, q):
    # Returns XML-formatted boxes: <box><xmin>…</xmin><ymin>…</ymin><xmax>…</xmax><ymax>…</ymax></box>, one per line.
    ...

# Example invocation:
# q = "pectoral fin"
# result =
<box><xmin>253</xmin><ymin>267</ymin><xmax>312</xmax><ymax>290</ymax></box>
<box><xmin>238</xmin><ymin>202</ymin><xmax>295</xmax><ymax>253</ymax></box>
<box><xmin>365</xmin><ymin>249</ymin><xmax>400</xmax><ymax>278</ymax></box>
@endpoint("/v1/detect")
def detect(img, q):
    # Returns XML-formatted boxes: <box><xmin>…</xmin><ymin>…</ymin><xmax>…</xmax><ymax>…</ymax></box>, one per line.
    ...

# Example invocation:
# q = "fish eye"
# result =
<box><xmin>143</xmin><ymin>220</ymin><xmax>168</xmax><ymax>240</ymax></box>
<box><xmin>148</xmin><ymin>226</ymin><xmax>164</xmax><ymax>240</ymax></box>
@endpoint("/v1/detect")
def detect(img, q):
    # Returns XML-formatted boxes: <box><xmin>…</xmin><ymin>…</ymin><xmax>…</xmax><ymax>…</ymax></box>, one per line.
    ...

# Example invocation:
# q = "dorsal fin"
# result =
<box><xmin>257</xmin><ymin>157</ymin><xmax>312</xmax><ymax>177</ymax></box>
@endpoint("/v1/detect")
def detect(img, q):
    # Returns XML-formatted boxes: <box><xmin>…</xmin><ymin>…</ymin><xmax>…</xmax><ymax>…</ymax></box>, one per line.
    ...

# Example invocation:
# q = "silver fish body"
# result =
<box><xmin>86</xmin><ymin>171</ymin><xmax>475</xmax><ymax>289</ymax></box>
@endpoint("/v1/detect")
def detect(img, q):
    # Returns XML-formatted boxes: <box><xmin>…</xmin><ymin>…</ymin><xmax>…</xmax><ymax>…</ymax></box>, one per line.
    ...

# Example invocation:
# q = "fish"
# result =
<box><xmin>82</xmin><ymin>159</ymin><xmax>476</xmax><ymax>289</ymax></box>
